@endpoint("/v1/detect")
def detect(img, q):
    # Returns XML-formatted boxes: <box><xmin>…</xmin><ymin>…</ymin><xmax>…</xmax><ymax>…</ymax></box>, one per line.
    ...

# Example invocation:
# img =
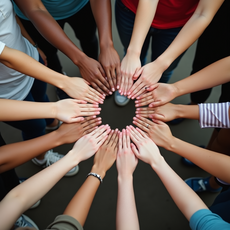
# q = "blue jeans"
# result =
<box><xmin>115</xmin><ymin>0</ymin><xmax>186</xmax><ymax>83</ymax></box>
<box><xmin>5</xmin><ymin>56</ymin><xmax>54</xmax><ymax>140</ymax></box>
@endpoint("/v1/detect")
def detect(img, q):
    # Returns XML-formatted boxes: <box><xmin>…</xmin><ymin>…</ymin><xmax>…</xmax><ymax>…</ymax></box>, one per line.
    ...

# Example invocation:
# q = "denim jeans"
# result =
<box><xmin>115</xmin><ymin>0</ymin><xmax>186</xmax><ymax>83</ymax></box>
<box><xmin>4</xmin><ymin>56</ymin><xmax>54</xmax><ymax>141</ymax></box>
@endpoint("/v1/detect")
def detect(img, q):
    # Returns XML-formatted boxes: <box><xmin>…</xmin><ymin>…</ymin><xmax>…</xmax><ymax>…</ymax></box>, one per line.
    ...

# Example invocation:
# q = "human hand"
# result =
<box><xmin>92</xmin><ymin>129</ymin><xmax>119</xmax><ymax>178</ymax></box>
<box><xmin>127</xmin><ymin>60</ymin><xmax>166</xmax><ymax>99</ymax></box>
<box><xmin>56</xmin><ymin>116</ymin><xmax>102</xmax><ymax>144</ymax></box>
<box><xmin>135</xmin><ymin>83</ymin><xmax>178</xmax><ymax>107</ymax></box>
<box><xmin>55</xmin><ymin>99</ymin><xmax>101</xmax><ymax>123</ymax></box>
<box><xmin>127</xmin><ymin>126</ymin><xmax>163</xmax><ymax>167</ymax></box>
<box><xmin>71</xmin><ymin>125</ymin><xmax>111</xmax><ymax>162</ymax></box>
<box><xmin>119</xmin><ymin>52</ymin><xmax>141</xmax><ymax>96</ymax></box>
<box><xmin>37</xmin><ymin>47</ymin><xmax>47</xmax><ymax>66</ymax></box>
<box><xmin>63</xmin><ymin>77</ymin><xmax>105</xmax><ymax>104</ymax></box>
<box><xmin>133</xmin><ymin>116</ymin><xmax>173</xmax><ymax>148</ymax></box>
<box><xmin>99</xmin><ymin>45</ymin><xmax>121</xmax><ymax>92</ymax></box>
<box><xmin>78</xmin><ymin>55</ymin><xmax>112</xmax><ymax>96</ymax></box>
<box><xmin>136</xmin><ymin>103</ymin><xmax>178</xmax><ymax>122</ymax></box>
<box><xmin>116</xmin><ymin>129</ymin><xmax>138</xmax><ymax>179</ymax></box>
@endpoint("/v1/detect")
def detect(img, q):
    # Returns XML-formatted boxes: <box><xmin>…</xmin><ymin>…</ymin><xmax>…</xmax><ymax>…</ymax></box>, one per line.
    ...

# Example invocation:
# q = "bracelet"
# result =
<box><xmin>87</xmin><ymin>172</ymin><xmax>103</xmax><ymax>183</ymax></box>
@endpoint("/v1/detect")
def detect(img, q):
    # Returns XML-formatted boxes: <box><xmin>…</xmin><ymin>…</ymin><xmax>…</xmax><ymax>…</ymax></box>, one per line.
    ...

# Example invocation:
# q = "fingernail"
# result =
<box><xmin>109</xmin><ymin>91</ymin><xmax>112</xmax><ymax>95</ymax></box>
<box><xmin>117</xmin><ymin>86</ymin><xmax>120</xmax><ymax>89</ymax></box>
<box><xmin>131</xmin><ymin>97</ymin><xmax>134</xmax><ymax>99</ymax></box>
<box><xmin>112</xmin><ymin>88</ymin><xmax>115</xmax><ymax>91</ymax></box>
<box><xmin>133</xmin><ymin>117</ymin><xmax>137</xmax><ymax>120</ymax></box>
<box><xmin>136</xmin><ymin>108</ymin><xmax>140</xmax><ymax>110</ymax></box>
<box><xmin>136</xmin><ymin>115</ymin><xmax>140</xmax><ymax>118</ymax></box>
<box><xmin>137</xmin><ymin>96</ymin><xmax>140</xmax><ymax>99</ymax></box>
<box><xmin>149</xmin><ymin>105</ymin><xmax>153</xmax><ymax>108</ymax></box>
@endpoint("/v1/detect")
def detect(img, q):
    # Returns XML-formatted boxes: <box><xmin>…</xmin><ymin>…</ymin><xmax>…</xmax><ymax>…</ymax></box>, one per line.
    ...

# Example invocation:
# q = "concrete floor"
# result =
<box><xmin>0</xmin><ymin>1</ymin><xmax>222</xmax><ymax>229</ymax></box>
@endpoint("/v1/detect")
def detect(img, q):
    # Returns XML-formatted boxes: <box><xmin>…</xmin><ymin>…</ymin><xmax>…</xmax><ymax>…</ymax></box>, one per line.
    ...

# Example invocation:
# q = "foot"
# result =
<box><xmin>114</xmin><ymin>90</ymin><xmax>130</xmax><ymax>106</ymax></box>
<box><xmin>32</xmin><ymin>150</ymin><xmax>79</xmax><ymax>177</ymax></box>
<box><xmin>185</xmin><ymin>176</ymin><xmax>222</xmax><ymax>193</ymax></box>
<box><xmin>14</xmin><ymin>214</ymin><xmax>39</xmax><ymax>230</ymax></box>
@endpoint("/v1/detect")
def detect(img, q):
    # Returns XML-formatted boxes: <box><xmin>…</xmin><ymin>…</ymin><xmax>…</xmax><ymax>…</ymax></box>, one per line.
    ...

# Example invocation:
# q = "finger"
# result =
<box><xmin>118</xmin><ymin>131</ymin><xmax>122</xmax><ymax>151</ymax></box>
<box><xmin>132</xmin><ymin>67</ymin><xmax>143</xmax><ymax>81</ymax></box>
<box><xmin>131</xmin><ymin>143</ymin><xmax>139</xmax><ymax>157</ymax></box>
<box><xmin>149</xmin><ymin>100</ymin><xmax>163</xmax><ymax>108</ymax></box>
<box><xmin>127</xmin><ymin>126</ymin><xmax>139</xmax><ymax>144</ymax></box>
<box><xmin>111</xmin><ymin>69</ymin><xmax>117</xmax><ymax>91</ymax></box>
<box><xmin>75</xmin><ymin>99</ymin><xmax>87</xmax><ymax>104</ymax></box>
<box><xmin>136</xmin><ymin>91</ymin><xmax>152</xmax><ymax>100</ymax></box>
<box><xmin>120</xmin><ymin>74</ymin><xmax>125</xmax><ymax>95</ymax></box>
<box><xmin>83</xmin><ymin>117</ymin><xmax>102</xmax><ymax>130</ymax></box>
<box><xmin>131</xmin><ymin>86</ymin><xmax>146</xmax><ymax>100</ymax></box>
<box><xmin>106</xmin><ymin>69</ymin><xmax>115</xmax><ymax>92</ymax></box>
<box><xmin>130</xmin><ymin>82</ymin><xmax>145</xmax><ymax>99</ymax></box>
<box><xmin>133</xmin><ymin>117</ymin><xmax>149</xmax><ymax>133</ymax></box>
<box><xmin>126</xmin><ymin>128</ymin><xmax>131</xmax><ymax>148</ymax></box>
<box><xmin>83</xmin><ymin>126</ymin><xmax>98</xmax><ymax>135</ymax></box>
<box><xmin>128</xmin><ymin>80</ymin><xmax>142</xmax><ymax>98</ymax></box>
<box><xmin>70</xmin><ymin>117</ymin><xmax>84</xmax><ymax>123</ymax></box>
<box><xmin>122</xmin><ymin>129</ymin><xmax>127</xmax><ymax>149</ymax></box>
<box><xmin>105</xmin><ymin>129</ymin><xmax>114</xmax><ymax>145</ymax></box>
<box><xmin>112</xmin><ymin>129</ymin><xmax>119</xmax><ymax>148</ymax></box>
<box><xmin>82</xmin><ymin>115</ymin><xmax>98</xmax><ymax>125</ymax></box>
<box><xmin>116</xmin><ymin>66</ymin><xmax>122</xmax><ymax>90</ymax></box>
<box><xmin>97</xmin><ymin>133</ymin><xmax>109</xmax><ymax>147</ymax></box>
<box><xmin>136</xmin><ymin>98</ymin><xmax>154</xmax><ymax>107</ymax></box>
<box><xmin>109</xmin><ymin>129</ymin><xmax>118</xmax><ymax>147</ymax></box>
<box><xmin>96</xmin><ymin>126</ymin><xmax>111</xmax><ymax>143</ymax></box>
<box><xmin>91</xmin><ymin>82</ymin><xmax>106</xmax><ymax>96</ymax></box>
<box><xmin>136</xmin><ymin>127</ymin><xmax>149</xmax><ymax>138</ymax></box>
<box><xmin>129</xmin><ymin>125</ymin><xmax>143</xmax><ymax>140</ymax></box>
<box><xmin>96</xmin><ymin>79</ymin><xmax>112</xmax><ymax>95</ymax></box>
<box><xmin>149</xmin><ymin>114</ymin><xmax>165</xmax><ymax>121</ymax></box>
<box><xmin>89</xmin><ymin>86</ymin><xmax>105</xmax><ymax>100</ymax></box>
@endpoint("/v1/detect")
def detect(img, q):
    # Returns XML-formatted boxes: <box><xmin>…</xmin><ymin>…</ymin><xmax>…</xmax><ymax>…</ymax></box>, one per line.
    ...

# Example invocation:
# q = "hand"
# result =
<box><xmin>37</xmin><ymin>47</ymin><xmax>47</xmax><ymax>66</ymax></box>
<box><xmin>92</xmin><ymin>129</ymin><xmax>119</xmax><ymax>177</ymax></box>
<box><xmin>55</xmin><ymin>99</ymin><xmax>101</xmax><ymax>123</ymax></box>
<box><xmin>78</xmin><ymin>55</ymin><xmax>112</xmax><ymax>96</ymax></box>
<box><xmin>128</xmin><ymin>60</ymin><xmax>166</xmax><ymax>99</ymax></box>
<box><xmin>99</xmin><ymin>45</ymin><xmax>121</xmax><ymax>92</ymax></box>
<box><xmin>136</xmin><ymin>103</ymin><xmax>178</xmax><ymax>122</ymax></box>
<box><xmin>56</xmin><ymin>116</ymin><xmax>102</xmax><ymax>144</ymax></box>
<box><xmin>127</xmin><ymin>126</ymin><xmax>163</xmax><ymax>167</ymax></box>
<box><xmin>116</xmin><ymin>129</ymin><xmax>138</xmax><ymax>179</ymax></box>
<box><xmin>135</xmin><ymin>83</ymin><xmax>177</xmax><ymax>107</ymax></box>
<box><xmin>71</xmin><ymin>125</ymin><xmax>111</xmax><ymax>162</ymax></box>
<box><xmin>132</xmin><ymin>116</ymin><xmax>173</xmax><ymax>148</ymax></box>
<box><xmin>63</xmin><ymin>77</ymin><xmax>105</xmax><ymax>104</ymax></box>
<box><xmin>119</xmin><ymin>52</ymin><xmax>141</xmax><ymax>96</ymax></box>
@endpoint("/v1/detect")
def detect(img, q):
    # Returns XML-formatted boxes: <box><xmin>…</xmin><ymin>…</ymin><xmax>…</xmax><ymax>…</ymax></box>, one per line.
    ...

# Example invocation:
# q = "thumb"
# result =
<box><xmin>145</xmin><ymin>84</ymin><xmax>158</xmax><ymax>91</ymax></box>
<box><xmin>133</xmin><ymin>67</ymin><xmax>143</xmax><ymax>80</ymax></box>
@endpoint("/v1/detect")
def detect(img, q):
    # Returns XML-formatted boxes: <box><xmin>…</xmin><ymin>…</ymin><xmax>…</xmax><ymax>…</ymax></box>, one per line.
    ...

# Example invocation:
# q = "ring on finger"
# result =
<box><xmin>146</xmin><ymin>124</ymin><xmax>149</xmax><ymax>128</ymax></box>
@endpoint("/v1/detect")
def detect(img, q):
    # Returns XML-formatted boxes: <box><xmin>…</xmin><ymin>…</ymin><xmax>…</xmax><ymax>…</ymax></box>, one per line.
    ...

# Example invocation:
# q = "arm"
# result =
<box><xmin>135</xmin><ymin>56</ymin><xmax>230</xmax><ymax>108</ymax></box>
<box><xmin>14</xmin><ymin>0</ymin><xmax>111</xmax><ymax>95</ymax></box>
<box><xmin>0</xmin><ymin>116</ymin><xmax>102</xmax><ymax>173</ymax></box>
<box><xmin>90</xmin><ymin>0</ymin><xmax>121</xmax><ymax>91</ymax></box>
<box><xmin>64</xmin><ymin>129</ymin><xmax>118</xmax><ymax>226</ymax></box>
<box><xmin>132</xmin><ymin>117</ymin><xmax>230</xmax><ymax>184</ymax></box>
<box><xmin>128</xmin><ymin>0</ymin><xmax>224</xmax><ymax>98</ymax></box>
<box><xmin>0</xmin><ymin>126</ymin><xmax>110</xmax><ymax>230</ymax></box>
<box><xmin>120</xmin><ymin>0</ymin><xmax>159</xmax><ymax>95</ymax></box>
<box><xmin>116</xmin><ymin>129</ymin><xmax>139</xmax><ymax>230</ymax></box>
<box><xmin>136</xmin><ymin>103</ymin><xmax>199</xmax><ymax>122</ymax></box>
<box><xmin>0</xmin><ymin>45</ymin><xmax>104</xmax><ymax>103</ymax></box>
<box><xmin>128</xmin><ymin>126</ymin><xmax>207</xmax><ymax>221</ymax></box>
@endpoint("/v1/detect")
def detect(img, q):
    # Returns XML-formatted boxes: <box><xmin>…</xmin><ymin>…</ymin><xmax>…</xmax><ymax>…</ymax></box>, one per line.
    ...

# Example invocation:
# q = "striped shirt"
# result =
<box><xmin>199</xmin><ymin>102</ymin><xmax>230</xmax><ymax>129</ymax></box>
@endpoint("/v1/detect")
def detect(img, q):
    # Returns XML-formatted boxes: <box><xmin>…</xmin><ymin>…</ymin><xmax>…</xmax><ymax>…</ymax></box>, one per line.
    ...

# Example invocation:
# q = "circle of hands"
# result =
<box><xmin>59</xmin><ymin>69</ymin><xmax>176</xmax><ymax>169</ymax></box>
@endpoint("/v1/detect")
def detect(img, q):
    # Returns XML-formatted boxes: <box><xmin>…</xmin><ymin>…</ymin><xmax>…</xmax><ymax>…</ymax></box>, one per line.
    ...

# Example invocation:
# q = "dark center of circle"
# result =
<box><xmin>99</xmin><ymin>94</ymin><xmax>136</xmax><ymax>130</ymax></box>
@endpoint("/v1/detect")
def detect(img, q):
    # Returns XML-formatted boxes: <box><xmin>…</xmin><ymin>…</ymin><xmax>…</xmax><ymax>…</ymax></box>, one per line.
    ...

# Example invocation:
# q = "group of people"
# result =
<box><xmin>0</xmin><ymin>0</ymin><xmax>230</xmax><ymax>229</ymax></box>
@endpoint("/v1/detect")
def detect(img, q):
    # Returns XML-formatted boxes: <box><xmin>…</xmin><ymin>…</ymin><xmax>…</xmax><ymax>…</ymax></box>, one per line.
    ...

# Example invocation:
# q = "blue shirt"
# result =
<box><xmin>190</xmin><ymin>209</ymin><xmax>230</xmax><ymax>230</ymax></box>
<box><xmin>13</xmin><ymin>0</ymin><xmax>89</xmax><ymax>20</ymax></box>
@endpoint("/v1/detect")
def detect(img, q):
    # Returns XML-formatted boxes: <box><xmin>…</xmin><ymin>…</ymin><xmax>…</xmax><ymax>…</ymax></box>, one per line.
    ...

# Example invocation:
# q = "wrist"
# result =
<box><xmin>117</xmin><ymin>174</ymin><xmax>133</xmax><ymax>183</ymax></box>
<box><xmin>165</xmin><ymin>136</ymin><xmax>178</xmax><ymax>152</ymax></box>
<box><xmin>73</xmin><ymin>52</ymin><xmax>88</xmax><ymax>67</ymax></box>
<box><xmin>91</xmin><ymin>165</ymin><xmax>106</xmax><ymax>179</ymax></box>
<box><xmin>100</xmin><ymin>39</ymin><xmax>114</xmax><ymax>51</ymax></box>
<box><xmin>66</xmin><ymin>149</ymin><xmax>81</xmax><ymax>167</ymax></box>
<box><xmin>154</xmin><ymin>55</ymin><xmax>171</xmax><ymax>72</ymax></box>
<box><xmin>126</xmin><ymin>47</ymin><xmax>141</xmax><ymax>58</ymax></box>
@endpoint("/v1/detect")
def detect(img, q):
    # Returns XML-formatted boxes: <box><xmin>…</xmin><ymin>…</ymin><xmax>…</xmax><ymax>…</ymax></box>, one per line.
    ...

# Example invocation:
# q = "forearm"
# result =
<box><xmin>116</xmin><ymin>176</ymin><xmax>139</xmax><ymax>230</ymax></box>
<box><xmin>156</xmin><ymin>0</ymin><xmax>223</xmax><ymax>71</ymax></box>
<box><xmin>90</xmin><ymin>0</ymin><xmax>113</xmax><ymax>49</ymax></box>
<box><xmin>152</xmin><ymin>158</ymin><xmax>207</xmax><ymax>221</ymax></box>
<box><xmin>14</xmin><ymin>0</ymin><xmax>85</xmax><ymax>65</ymax></box>
<box><xmin>176</xmin><ymin>104</ymin><xmax>199</xmax><ymax>120</ymax></box>
<box><xmin>166</xmin><ymin>137</ymin><xmax>230</xmax><ymax>184</ymax></box>
<box><xmin>127</xmin><ymin>0</ymin><xmax>158</xmax><ymax>56</ymax></box>
<box><xmin>0</xmin><ymin>46</ymin><xmax>71</xmax><ymax>89</ymax></box>
<box><xmin>0</xmin><ymin>130</ymin><xmax>64</xmax><ymax>173</ymax></box>
<box><xmin>173</xmin><ymin>56</ymin><xmax>230</xmax><ymax>97</ymax></box>
<box><xmin>63</xmin><ymin>165</ymin><xmax>105</xmax><ymax>226</ymax></box>
<box><xmin>0</xmin><ymin>152</ymin><xmax>78</xmax><ymax>229</ymax></box>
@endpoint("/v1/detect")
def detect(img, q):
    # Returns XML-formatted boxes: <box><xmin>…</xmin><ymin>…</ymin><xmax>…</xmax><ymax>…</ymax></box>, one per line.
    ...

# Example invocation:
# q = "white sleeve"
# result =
<box><xmin>199</xmin><ymin>102</ymin><xmax>230</xmax><ymax>128</ymax></box>
<box><xmin>0</xmin><ymin>41</ymin><xmax>6</xmax><ymax>55</ymax></box>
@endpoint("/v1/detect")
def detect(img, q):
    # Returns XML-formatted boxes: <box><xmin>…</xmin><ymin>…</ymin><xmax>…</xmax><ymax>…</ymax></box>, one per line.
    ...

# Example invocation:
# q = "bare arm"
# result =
<box><xmin>0</xmin><ymin>117</ymin><xmax>102</xmax><ymax>173</ymax></box>
<box><xmin>0</xmin><ymin>126</ymin><xmax>110</xmax><ymax>230</ymax></box>
<box><xmin>128</xmin><ymin>126</ymin><xmax>207</xmax><ymax>221</ymax></box>
<box><xmin>64</xmin><ymin>129</ymin><xmax>118</xmax><ymax>226</ymax></box>
<box><xmin>116</xmin><ymin>130</ymin><xmax>139</xmax><ymax>230</ymax></box>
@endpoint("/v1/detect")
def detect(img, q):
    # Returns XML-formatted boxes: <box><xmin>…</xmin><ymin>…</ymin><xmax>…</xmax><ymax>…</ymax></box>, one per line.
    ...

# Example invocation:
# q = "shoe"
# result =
<box><xmin>32</xmin><ymin>150</ymin><xmax>79</xmax><ymax>177</ymax></box>
<box><xmin>46</xmin><ymin>120</ymin><xmax>63</xmax><ymax>131</ymax></box>
<box><xmin>14</xmin><ymin>214</ymin><xmax>39</xmax><ymax>230</ymax></box>
<box><xmin>185</xmin><ymin>176</ymin><xmax>222</xmax><ymax>193</ymax></box>
<box><xmin>181</xmin><ymin>145</ymin><xmax>205</xmax><ymax>166</ymax></box>
<box><xmin>19</xmin><ymin>178</ymin><xmax>41</xmax><ymax>209</ymax></box>
<box><xmin>114</xmin><ymin>90</ymin><xmax>130</xmax><ymax>106</ymax></box>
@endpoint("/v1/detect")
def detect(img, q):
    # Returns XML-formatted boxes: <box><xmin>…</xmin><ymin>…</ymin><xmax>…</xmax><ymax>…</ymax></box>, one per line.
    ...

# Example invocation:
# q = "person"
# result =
<box><xmin>13</xmin><ymin>0</ymin><xmax>121</xmax><ymax>97</ymax></box>
<box><xmin>120</xmin><ymin>126</ymin><xmax>230</xmax><ymax>229</ymax></box>
<box><xmin>0</xmin><ymin>125</ymin><xmax>116</xmax><ymax>229</ymax></box>
<box><xmin>113</xmin><ymin>0</ymin><xmax>224</xmax><ymax>106</ymax></box>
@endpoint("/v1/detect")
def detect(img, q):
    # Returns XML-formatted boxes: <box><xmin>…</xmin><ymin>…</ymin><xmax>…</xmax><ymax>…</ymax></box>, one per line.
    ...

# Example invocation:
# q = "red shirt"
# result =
<box><xmin>122</xmin><ymin>0</ymin><xmax>199</xmax><ymax>29</ymax></box>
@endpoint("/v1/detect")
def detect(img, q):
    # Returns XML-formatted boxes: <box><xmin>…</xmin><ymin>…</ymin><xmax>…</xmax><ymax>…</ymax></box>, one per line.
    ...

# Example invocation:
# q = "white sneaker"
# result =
<box><xmin>14</xmin><ymin>214</ymin><xmax>39</xmax><ymax>230</ymax></box>
<box><xmin>114</xmin><ymin>90</ymin><xmax>130</xmax><ymax>106</ymax></box>
<box><xmin>32</xmin><ymin>150</ymin><xmax>79</xmax><ymax>177</ymax></box>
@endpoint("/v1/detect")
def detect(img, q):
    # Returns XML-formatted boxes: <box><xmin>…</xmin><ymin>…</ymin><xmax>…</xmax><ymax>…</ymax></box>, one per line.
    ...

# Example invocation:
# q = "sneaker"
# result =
<box><xmin>46</xmin><ymin>120</ymin><xmax>63</xmax><ymax>131</ymax></box>
<box><xmin>32</xmin><ymin>150</ymin><xmax>79</xmax><ymax>177</ymax></box>
<box><xmin>114</xmin><ymin>90</ymin><xmax>130</xmax><ymax>106</ymax></box>
<box><xmin>19</xmin><ymin>178</ymin><xmax>41</xmax><ymax>209</ymax></box>
<box><xmin>185</xmin><ymin>176</ymin><xmax>222</xmax><ymax>193</ymax></box>
<box><xmin>14</xmin><ymin>214</ymin><xmax>39</xmax><ymax>230</ymax></box>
